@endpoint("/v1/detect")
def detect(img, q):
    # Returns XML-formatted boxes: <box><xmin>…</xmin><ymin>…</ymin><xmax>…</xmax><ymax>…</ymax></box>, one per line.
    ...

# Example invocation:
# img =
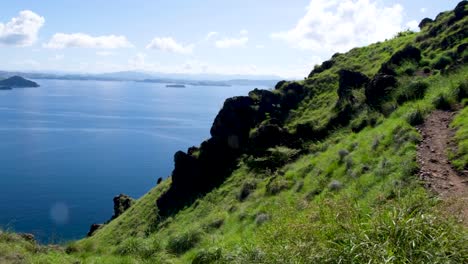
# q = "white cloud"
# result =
<box><xmin>146</xmin><ymin>37</ymin><xmax>193</xmax><ymax>54</ymax></box>
<box><xmin>0</xmin><ymin>10</ymin><xmax>45</xmax><ymax>46</ymax></box>
<box><xmin>406</xmin><ymin>20</ymin><xmax>420</xmax><ymax>32</ymax></box>
<box><xmin>215</xmin><ymin>37</ymin><xmax>248</xmax><ymax>48</ymax></box>
<box><xmin>240</xmin><ymin>29</ymin><xmax>249</xmax><ymax>36</ymax></box>
<box><xmin>420</xmin><ymin>7</ymin><xmax>427</xmax><ymax>13</ymax></box>
<box><xmin>271</xmin><ymin>0</ymin><xmax>404</xmax><ymax>53</ymax></box>
<box><xmin>205</xmin><ymin>31</ymin><xmax>219</xmax><ymax>41</ymax></box>
<box><xmin>256</xmin><ymin>44</ymin><xmax>265</xmax><ymax>49</ymax></box>
<box><xmin>44</xmin><ymin>33</ymin><xmax>133</xmax><ymax>49</ymax></box>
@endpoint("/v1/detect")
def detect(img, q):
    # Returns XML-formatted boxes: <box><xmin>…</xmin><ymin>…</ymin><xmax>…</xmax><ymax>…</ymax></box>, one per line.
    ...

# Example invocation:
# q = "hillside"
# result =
<box><xmin>1</xmin><ymin>2</ymin><xmax>467</xmax><ymax>263</ymax></box>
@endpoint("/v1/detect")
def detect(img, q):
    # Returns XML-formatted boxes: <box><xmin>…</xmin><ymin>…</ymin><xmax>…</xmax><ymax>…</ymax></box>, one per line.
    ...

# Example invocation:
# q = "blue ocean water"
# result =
<box><xmin>0</xmin><ymin>79</ymin><xmax>257</xmax><ymax>243</ymax></box>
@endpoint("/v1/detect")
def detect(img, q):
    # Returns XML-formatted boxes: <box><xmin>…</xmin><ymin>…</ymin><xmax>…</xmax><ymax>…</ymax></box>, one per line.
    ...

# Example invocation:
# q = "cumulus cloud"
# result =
<box><xmin>44</xmin><ymin>33</ymin><xmax>133</xmax><ymax>49</ymax></box>
<box><xmin>240</xmin><ymin>29</ymin><xmax>249</xmax><ymax>36</ymax></box>
<box><xmin>0</xmin><ymin>10</ymin><xmax>45</xmax><ymax>46</ymax></box>
<box><xmin>146</xmin><ymin>37</ymin><xmax>193</xmax><ymax>54</ymax></box>
<box><xmin>215</xmin><ymin>36</ymin><xmax>248</xmax><ymax>48</ymax></box>
<box><xmin>271</xmin><ymin>0</ymin><xmax>405</xmax><ymax>53</ymax></box>
<box><xmin>420</xmin><ymin>7</ymin><xmax>427</xmax><ymax>13</ymax></box>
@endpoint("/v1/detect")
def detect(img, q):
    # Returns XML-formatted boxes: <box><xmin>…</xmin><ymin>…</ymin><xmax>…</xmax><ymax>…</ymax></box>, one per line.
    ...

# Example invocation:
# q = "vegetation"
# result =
<box><xmin>1</xmin><ymin>2</ymin><xmax>467</xmax><ymax>263</ymax></box>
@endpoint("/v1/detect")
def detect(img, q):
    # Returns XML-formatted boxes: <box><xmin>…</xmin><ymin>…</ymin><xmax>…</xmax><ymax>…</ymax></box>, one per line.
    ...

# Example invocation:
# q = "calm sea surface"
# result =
<box><xmin>0</xmin><ymin>79</ymin><xmax>257</xmax><ymax>242</ymax></box>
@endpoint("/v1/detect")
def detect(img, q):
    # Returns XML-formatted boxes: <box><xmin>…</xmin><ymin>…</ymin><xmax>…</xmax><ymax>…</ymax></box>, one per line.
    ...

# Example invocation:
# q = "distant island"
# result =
<box><xmin>166</xmin><ymin>84</ymin><xmax>186</xmax><ymax>88</ymax></box>
<box><xmin>0</xmin><ymin>76</ymin><xmax>39</xmax><ymax>89</ymax></box>
<box><xmin>142</xmin><ymin>79</ymin><xmax>231</xmax><ymax>87</ymax></box>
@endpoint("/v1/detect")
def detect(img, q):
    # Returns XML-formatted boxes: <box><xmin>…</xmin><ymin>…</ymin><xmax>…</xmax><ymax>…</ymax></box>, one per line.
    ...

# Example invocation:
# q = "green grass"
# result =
<box><xmin>451</xmin><ymin>106</ymin><xmax>468</xmax><ymax>170</ymax></box>
<box><xmin>1</xmin><ymin>3</ymin><xmax>467</xmax><ymax>263</ymax></box>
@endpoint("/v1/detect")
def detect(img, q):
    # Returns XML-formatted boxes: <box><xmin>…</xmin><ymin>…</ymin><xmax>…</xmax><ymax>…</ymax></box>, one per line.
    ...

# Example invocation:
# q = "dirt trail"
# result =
<box><xmin>417</xmin><ymin>110</ymin><xmax>468</xmax><ymax>224</ymax></box>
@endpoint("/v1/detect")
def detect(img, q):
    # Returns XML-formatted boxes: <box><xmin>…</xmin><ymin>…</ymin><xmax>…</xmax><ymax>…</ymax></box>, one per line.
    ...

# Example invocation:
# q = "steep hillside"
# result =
<box><xmin>1</xmin><ymin>2</ymin><xmax>467</xmax><ymax>263</ymax></box>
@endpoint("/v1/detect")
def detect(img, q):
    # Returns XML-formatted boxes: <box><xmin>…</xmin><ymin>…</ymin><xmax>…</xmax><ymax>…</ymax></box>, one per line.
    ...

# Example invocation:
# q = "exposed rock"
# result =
<box><xmin>365</xmin><ymin>74</ymin><xmax>398</xmax><ymax>106</ymax></box>
<box><xmin>210</xmin><ymin>96</ymin><xmax>256</xmax><ymax>148</ymax></box>
<box><xmin>249</xmin><ymin>124</ymin><xmax>289</xmax><ymax>151</ymax></box>
<box><xmin>337</xmin><ymin>69</ymin><xmax>369</xmax><ymax>101</ymax></box>
<box><xmin>112</xmin><ymin>194</ymin><xmax>134</xmax><ymax>219</ymax></box>
<box><xmin>419</xmin><ymin>18</ymin><xmax>434</xmax><ymax>29</ymax></box>
<box><xmin>255</xmin><ymin>213</ymin><xmax>270</xmax><ymax>225</ymax></box>
<box><xmin>279</xmin><ymin>82</ymin><xmax>306</xmax><ymax>111</ymax></box>
<box><xmin>19</xmin><ymin>233</ymin><xmax>35</xmax><ymax>243</ymax></box>
<box><xmin>87</xmin><ymin>224</ymin><xmax>103</xmax><ymax>237</ymax></box>
<box><xmin>157</xmin><ymin>177</ymin><xmax>163</xmax><ymax>185</ymax></box>
<box><xmin>454</xmin><ymin>1</ymin><xmax>468</xmax><ymax>19</ymax></box>
<box><xmin>274</xmin><ymin>80</ymin><xmax>287</xmax><ymax>90</ymax></box>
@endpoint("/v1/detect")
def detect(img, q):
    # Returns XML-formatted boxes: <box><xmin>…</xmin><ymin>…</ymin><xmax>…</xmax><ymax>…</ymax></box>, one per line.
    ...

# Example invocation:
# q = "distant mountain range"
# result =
<box><xmin>0</xmin><ymin>70</ymin><xmax>284</xmax><ymax>88</ymax></box>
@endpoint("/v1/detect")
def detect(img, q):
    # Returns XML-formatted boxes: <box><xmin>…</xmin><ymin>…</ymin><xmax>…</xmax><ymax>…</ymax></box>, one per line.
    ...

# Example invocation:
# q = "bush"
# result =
<box><xmin>192</xmin><ymin>248</ymin><xmax>223</xmax><ymax>264</ymax></box>
<box><xmin>265</xmin><ymin>177</ymin><xmax>293</xmax><ymax>195</ymax></box>
<box><xmin>396</xmin><ymin>80</ymin><xmax>429</xmax><ymax>104</ymax></box>
<box><xmin>433</xmin><ymin>94</ymin><xmax>453</xmax><ymax>110</ymax></box>
<box><xmin>456</xmin><ymin>80</ymin><xmax>468</xmax><ymax>101</ymax></box>
<box><xmin>406</xmin><ymin>109</ymin><xmax>424</xmax><ymax>126</ymax></box>
<box><xmin>167</xmin><ymin>230</ymin><xmax>202</xmax><ymax>255</ymax></box>
<box><xmin>433</xmin><ymin>56</ymin><xmax>452</xmax><ymax>70</ymax></box>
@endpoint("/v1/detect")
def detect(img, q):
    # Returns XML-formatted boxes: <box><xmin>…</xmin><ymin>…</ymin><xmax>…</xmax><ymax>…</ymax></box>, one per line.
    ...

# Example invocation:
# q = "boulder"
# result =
<box><xmin>112</xmin><ymin>194</ymin><xmax>134</xmax><ymax>219</ymax></box>
<box><xmin>365</xmin><ymin>74</ymin><xmax>398</xmax><ymax>106</ymax></box>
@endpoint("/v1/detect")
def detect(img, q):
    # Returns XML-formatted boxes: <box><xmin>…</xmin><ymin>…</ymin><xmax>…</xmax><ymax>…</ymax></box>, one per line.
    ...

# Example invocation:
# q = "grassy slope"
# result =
<box><xmin>1</xmin><ymin>3</ymin><xmax>467</xmax><ymax>264</ymax></box>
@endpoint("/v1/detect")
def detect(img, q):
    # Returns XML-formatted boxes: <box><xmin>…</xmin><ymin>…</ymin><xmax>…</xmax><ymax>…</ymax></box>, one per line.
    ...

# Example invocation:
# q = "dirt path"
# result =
<box><xmin>417</xmin><ymin>110</ymin><xmax>468</xmax><ymax>224</ymax></box>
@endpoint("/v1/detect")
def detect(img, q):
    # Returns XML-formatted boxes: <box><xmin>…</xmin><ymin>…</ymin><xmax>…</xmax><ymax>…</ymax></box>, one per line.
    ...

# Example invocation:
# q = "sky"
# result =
<box><xmin>0</xmin><ymin>0</ymin><xmax>461</xmax><ymax>78</ymax></box>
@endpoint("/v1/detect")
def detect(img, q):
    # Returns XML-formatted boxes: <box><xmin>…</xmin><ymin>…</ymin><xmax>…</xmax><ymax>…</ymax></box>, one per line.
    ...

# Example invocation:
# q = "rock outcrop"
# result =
<box><xmin>156</xmin><ymin>81</ymin><xmax>308</xmax><ymax>217</ymax></box>
<box><xmin>87</xmin><ymin>194</ymin><xmax>134</xmax><ymax>237</ymax></box>
<box><xmin>112</xmin><ymin>194</ymin><xmax>134</xmax><ymax>219</ymax></box>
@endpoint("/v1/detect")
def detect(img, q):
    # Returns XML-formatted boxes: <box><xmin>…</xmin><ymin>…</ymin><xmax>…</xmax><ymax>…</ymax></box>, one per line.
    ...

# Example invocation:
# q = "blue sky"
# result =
<box><xmin>0</xmin><ymin>0</ymin><xmax>461</xmax><ymax>78</ymax></box>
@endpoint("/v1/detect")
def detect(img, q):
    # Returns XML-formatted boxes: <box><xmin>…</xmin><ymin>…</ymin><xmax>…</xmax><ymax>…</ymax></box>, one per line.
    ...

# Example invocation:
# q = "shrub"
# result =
<box><xmin>433</xmin><ymin>94</ymin><xmax>453</xmax><ymax>110</ymax></box>
<box><xmin>406</xmin><ymin>109</ymin><xmax>424</xmax><ymax>126</ymax></box>
<box><xmin>433</xmin><ymin>56</ymin><xmax>452</xmax><ymax>70</ymax></box>
<box><xmin>192</xmin><ymin>248</ymin><xmax>223</xmax><ymax>264</ymax></box>
<box><xmin>396</xmin><ymin>80</ymin><xmax>429</xmax><ymax>104</ymax></box>
<box><xmin>166</xmin><ymin>230</ymin><xmax>202</xmax><ymax>255</ymax></box>
<box><xmin>456</xmin><ymin>80</ymin><xmax>468</xmax><ymax>101</ymax></box>
<box><xmin>266</xmin><ymin>177</ymin><xmax>293</xmax><ymax>195</ymax></box>
<box><xmin>115</xmin><ymin>237</ymin><xmax>159</xmax><ymax>258</ymax></box>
